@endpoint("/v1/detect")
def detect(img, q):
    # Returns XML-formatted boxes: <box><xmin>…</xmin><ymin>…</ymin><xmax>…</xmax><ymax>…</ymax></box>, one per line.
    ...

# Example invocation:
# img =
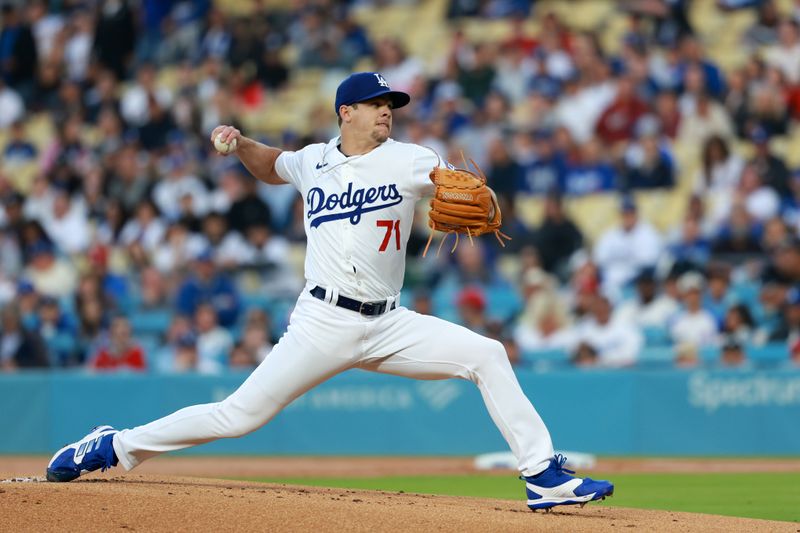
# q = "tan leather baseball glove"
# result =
<box><xmin>424</xmin><ymin>162</ymin><xmax>511</xmax><ymax>256</ymax></box>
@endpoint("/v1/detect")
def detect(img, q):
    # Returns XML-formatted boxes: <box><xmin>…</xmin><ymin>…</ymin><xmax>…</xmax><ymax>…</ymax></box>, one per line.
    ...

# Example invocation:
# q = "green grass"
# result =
<box><xmin>240</xmin><ymin>473</ymin><xmax>800</xmax><ymax>523</ymax></box>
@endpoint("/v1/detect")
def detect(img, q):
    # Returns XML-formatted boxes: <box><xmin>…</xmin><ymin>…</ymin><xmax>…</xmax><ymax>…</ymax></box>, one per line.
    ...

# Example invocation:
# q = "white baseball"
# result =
<box><xmin>214</xmin><ymin>134</ymin><xmax>238</xmax><ymax>154</ymax></box>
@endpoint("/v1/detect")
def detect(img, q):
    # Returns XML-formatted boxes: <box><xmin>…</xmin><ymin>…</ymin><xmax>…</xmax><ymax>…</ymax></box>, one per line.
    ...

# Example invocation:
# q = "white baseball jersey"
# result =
<box><xmin>111</xmin><ymin>135</ymin><xmax>555</xmax><ymax>480</ymax></box>
<box><xmin>275</xmin><ymin>136</ymin><xmax>440</xmax><ymax>300</ymax></box>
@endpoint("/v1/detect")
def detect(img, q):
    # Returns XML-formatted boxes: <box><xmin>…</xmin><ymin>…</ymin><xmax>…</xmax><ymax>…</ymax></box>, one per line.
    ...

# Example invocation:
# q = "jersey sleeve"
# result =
<box><xmin>274</xmin><ymin>149</ymin><xmax>306</xmax><ymax>190</ymax></box>
<box><xmin>410</xmin><ymin>145</ymin><xmax>445</xmax><ymax>198</ymax></box>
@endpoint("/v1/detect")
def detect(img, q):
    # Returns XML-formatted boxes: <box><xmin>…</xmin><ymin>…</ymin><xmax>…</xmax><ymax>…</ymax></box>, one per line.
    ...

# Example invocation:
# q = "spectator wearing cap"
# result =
<box><xmin>456</xmin><ymin>286</ymin><xmax>489</xmax><ymax>335</ymax></box>
<box><xmin>594</xmin><ymin>195</ymin><xmax>664</xmax><ymax>300</ymax></box>
<box><xmin>88</xmin><ymin>315</ymin><xmax>146</xmax><ymax>372</ymax></box>
<box><xmin>511</xmin><ymin>72</ymin><xmax>560</xmax><ymax>132</ymax></box>
<box><xmin>173</xmin><ymin>331</ymin><xmax>199</xmax><ymax>373</ymax></box>
<box><xmin>669</xmin><ymin>272</ymin><xmax>719</xmax><ymax>348</ymax></box>
<box><xmin>0</xmin><ymin>303</ymin><xmax>48</xmax><ymax>371</ymax></box>
<box><xmin>22</xmin><ymin>240</ymin><xmax>77</xmax><ymax>298</ymax></box>
<box><xmin>16</xmin><ymin>279</ymin><xmax>40</xmax><ymax>331</ymax></box>
<box><xmin>574</xmin><ymin>294</ymin><xmax>643</xmax><ymax>367</ymax></box>
<box><xmin>175</xmin><ymin>247</ymin><xmax>241</xmax><ymax>328</ymax></box>
<box><xmin>83</xmin><ymin>244</ymin><xmax>129</xmax><ymax>314</ymax></box>
<box><xmin>613</xmin><ymin>267</ymin><xmax>680</xmax><ymax>328</ymax></box>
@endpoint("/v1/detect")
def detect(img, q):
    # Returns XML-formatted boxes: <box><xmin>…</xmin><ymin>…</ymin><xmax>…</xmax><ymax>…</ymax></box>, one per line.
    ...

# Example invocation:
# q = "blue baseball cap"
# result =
<box><xmin>620</xmin><ymin>194</ymin><xmax>637</xmax><ymax>212</ymax></box>
<box><xmin>334</xmin><ymin>72</ymin><xmax>410</xmax><ymax>116</ymax></box>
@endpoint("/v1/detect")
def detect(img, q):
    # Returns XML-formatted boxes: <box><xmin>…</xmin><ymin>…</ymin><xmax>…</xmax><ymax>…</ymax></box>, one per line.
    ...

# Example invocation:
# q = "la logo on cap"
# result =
<box><xmin>374</xmin><ymin>73</ymin><xmax>389</xmax><ymax>88</ymax></box>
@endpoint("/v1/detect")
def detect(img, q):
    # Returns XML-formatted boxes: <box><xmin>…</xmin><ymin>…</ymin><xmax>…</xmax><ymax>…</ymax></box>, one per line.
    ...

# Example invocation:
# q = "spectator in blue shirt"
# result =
<box><xmin>175</xmin><ymin>248</ymin><xmax>241</xmax><ymax>328</ymax></box>
<box><xmin>3</xmin><ymin>120</ymin><xmax>37</xmax><ymax>165</ymax></box>
<box><xmin>677</xmin><ymin>35</ymin><xmax>726</xmax><ymax>98</ymax></box>
<box><xmin>517</xmin><ymin>129</ymin><xmax>567</xmax><ymax>196</ymax></box>
<box><xmin>621</xmin><ymin>126</ymin><xmax>675</xmax><ymax>190</ymax></box>
<box><xmin>562</xmin><ymin>137</ymin><xmax>618</xmax><ymax>195</ymax></box>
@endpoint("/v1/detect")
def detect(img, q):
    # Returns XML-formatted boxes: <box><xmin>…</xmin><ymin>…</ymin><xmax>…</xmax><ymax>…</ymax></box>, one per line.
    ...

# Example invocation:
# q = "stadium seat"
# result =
<box><xmin>746</xmin><ymin>343</ymin><xmax>788</xmax><ymax>364</ymax></box>
<box><xmin>642</xmin><ymin>326</ymin><xmax>672</xmax><ymax>347</ymax></box>
<box><xmin>638</xmin><ymin>346</ymin><xmax>675</xmax><ymax>363</ymax></box>
<box><xmin>521</xmin><ymin>348</ymin><xmax>570</xmax><ymax>366</ymax></box>
<box><xmin>129</xmin><ymin>309</ymin><xmax>173</xmax><ymax>337</ymax></box>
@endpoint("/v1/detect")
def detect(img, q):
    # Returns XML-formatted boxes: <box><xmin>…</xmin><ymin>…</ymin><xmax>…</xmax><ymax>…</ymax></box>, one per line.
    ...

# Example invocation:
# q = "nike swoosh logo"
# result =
<box><xmin>315</xmin><ymin>162</ymin><xmax>328</xmax><ymax>170</ymax></box>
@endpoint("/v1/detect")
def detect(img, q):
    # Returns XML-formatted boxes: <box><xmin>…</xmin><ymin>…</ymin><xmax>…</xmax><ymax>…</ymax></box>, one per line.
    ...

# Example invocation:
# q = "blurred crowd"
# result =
<box><xmin>2</xmin><ymin>0</ymin><xmax>800</xmax><ymax>374</ymax></box>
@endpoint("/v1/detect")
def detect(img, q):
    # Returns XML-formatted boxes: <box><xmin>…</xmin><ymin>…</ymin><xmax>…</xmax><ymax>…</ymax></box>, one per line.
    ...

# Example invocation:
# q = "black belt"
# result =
<box><xmin>310</xmin><ymin>286</ymin><xmax>396</xmax><ymax>316</ymax></box>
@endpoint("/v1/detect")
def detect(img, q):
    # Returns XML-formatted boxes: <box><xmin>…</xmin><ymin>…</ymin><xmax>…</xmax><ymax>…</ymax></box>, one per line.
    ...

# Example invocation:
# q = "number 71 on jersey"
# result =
<box><xmin>377</xmin><ymin>219</ymin><xmax>400</xmax><ymax>252</ymax></box>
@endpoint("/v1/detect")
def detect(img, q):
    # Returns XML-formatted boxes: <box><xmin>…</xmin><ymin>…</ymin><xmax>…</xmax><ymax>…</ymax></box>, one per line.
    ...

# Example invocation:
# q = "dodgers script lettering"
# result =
<box><xmin>307</xmin><ymin>182</ymin><xmax>403</xmax><ymax>228</ymax></box>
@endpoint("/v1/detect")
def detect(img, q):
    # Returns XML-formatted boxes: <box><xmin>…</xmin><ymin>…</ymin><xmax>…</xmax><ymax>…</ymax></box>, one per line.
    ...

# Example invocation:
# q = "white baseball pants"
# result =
<box><xmin>113</xmin><ymin>288</ymin><xmax>555</xmax><ymax>476</ymax></box>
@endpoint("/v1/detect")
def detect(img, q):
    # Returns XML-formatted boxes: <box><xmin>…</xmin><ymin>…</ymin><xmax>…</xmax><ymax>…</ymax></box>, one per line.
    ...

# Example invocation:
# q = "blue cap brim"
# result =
<box><xmin>338</xmin><ymin>89</ymin><xmax>410</xmax><ymax>114</ymax></box>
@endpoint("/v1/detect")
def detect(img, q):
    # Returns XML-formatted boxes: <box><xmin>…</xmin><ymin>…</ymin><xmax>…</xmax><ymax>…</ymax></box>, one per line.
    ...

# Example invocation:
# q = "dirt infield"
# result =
<box><xmin>2</xmin><ymin>457</ymin><xmax>799</xmax><ymax>532</ymax></box>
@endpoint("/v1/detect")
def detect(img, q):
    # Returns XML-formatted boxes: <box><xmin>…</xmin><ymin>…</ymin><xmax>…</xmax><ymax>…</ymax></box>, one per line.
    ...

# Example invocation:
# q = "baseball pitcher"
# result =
<box><xmin>47</xmin><ymin>72</ymin><xmax>613</xmax><ymax>511</ymax></box>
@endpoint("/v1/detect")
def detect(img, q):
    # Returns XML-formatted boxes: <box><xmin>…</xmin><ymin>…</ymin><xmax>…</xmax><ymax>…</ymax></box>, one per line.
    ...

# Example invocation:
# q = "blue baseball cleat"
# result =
<box><xmin>523</xmin><ymin>454</ymin><xmax>614</xmax><ymax>511</ymax></box>
<box><xmin>46</xmin><ymin>425</ymin><xmax>119</xmax><ymax>482</ymax></box>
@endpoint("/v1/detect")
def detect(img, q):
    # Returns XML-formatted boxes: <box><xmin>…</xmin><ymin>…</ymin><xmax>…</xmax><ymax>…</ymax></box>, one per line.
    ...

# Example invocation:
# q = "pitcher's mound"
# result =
<box><xmin>1</xmin><ymin>475</ymin><xmax>795</xmax><ymax>533</ymax></box>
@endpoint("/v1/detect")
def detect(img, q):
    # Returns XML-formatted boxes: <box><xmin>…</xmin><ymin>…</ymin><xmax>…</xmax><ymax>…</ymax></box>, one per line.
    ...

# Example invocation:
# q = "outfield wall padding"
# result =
<box><xmin>2</xmin><ymin>368</ymin><xmax>799</xmax><ymax>455</ymax></box>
